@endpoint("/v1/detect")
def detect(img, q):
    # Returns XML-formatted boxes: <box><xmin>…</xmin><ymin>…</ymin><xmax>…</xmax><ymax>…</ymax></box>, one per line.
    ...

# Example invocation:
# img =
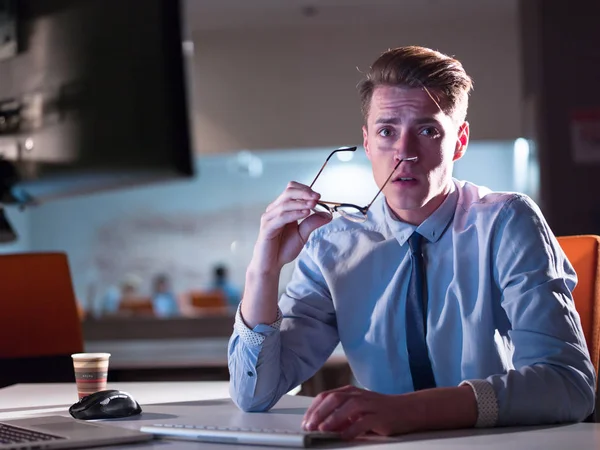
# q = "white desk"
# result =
<box><xmin>0</xmin><ymin>382</ymin><xmax>231</xmax><ymax>420</ymax></box>
<box><xmin>1</xmin><ymin>382</ymin><xmax>599</xmax><ymax>449</ymax></box>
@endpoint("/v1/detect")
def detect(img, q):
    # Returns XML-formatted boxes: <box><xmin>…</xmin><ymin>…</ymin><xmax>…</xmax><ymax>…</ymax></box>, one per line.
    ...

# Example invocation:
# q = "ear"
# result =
<box><xmin>362</xmin><ymin>125</ymin><xmax>371</xmax><ymax>161</ymax></box>
<box><xmin>453</xmin><ymin>121</ymin><xmax>469</xmax><ymax>162</ymax></box>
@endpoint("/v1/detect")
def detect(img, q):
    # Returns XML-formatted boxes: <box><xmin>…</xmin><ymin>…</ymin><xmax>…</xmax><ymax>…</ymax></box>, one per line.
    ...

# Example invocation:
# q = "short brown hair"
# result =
<box><xmin>358</xmin><ymin>46</ymin><xmax>473</xmax><ymax>124</ymax></box>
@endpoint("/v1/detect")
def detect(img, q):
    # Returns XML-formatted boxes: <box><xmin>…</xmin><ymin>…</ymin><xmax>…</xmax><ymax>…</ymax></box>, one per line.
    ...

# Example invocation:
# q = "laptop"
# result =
<box><xmin>0</xmin><ymin>415</ymin><xmax>152</xmax><ymax>449</ymax></box>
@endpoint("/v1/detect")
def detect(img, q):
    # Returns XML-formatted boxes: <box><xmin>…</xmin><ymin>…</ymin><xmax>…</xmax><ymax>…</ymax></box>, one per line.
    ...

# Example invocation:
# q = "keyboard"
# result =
<box><xmin>0</xmin><ymin>423</ymin><xmax>64</xmax><ymax>445</ymax></box>
<box><xmin>140</xmin><ymin>423</ymin><xmax>342</xmax><ymax>448</ymax></box>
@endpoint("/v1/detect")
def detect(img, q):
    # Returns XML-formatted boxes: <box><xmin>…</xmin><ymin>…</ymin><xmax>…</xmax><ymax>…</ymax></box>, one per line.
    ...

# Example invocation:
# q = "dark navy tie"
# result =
<box><xmin>406</xmin><ymin>232</ymin><xmax>436</xmax><ymax>390</ymax></box>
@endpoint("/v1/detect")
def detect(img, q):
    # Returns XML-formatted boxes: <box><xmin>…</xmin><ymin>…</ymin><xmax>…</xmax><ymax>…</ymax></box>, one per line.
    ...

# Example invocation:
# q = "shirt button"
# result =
<box><xmin>247</xmin><ymin>371</ymin><xmax>254</xmax><ymax>377</ymax></box>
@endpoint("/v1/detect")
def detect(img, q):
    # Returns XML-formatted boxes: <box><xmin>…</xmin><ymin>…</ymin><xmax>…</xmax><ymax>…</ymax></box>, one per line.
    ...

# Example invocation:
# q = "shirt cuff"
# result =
<box><xmin>460</xmin><ymin>379</ymin><xmax>499</xmax><ymax>428</ymax></box>
<box><xmin>234</xmin><ymin>305</ymin><xmax>283</xmax><ymax>346</ymax></box>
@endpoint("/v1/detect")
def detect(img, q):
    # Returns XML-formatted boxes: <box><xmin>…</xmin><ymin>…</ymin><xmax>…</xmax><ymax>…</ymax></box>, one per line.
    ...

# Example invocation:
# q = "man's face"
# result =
<box><xmin>362</xmin><ymin>85</ymin><xmax>469</xmax><ymax>225</ymax></box>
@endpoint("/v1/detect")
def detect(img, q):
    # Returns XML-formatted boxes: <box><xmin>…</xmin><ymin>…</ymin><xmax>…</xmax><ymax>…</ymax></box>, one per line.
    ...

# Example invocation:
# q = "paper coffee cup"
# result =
<box><xmin>71</xmin><ymin>353</ymin><xmax>111</xmax><ymax>399</ymax></box>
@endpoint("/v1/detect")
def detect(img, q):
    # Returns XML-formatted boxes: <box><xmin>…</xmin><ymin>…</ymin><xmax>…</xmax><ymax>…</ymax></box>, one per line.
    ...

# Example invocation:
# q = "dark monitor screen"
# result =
<box><xmin>0</xmin><ymin>0</ymin><xmax>193</xmax><ymax>204</ymax></box>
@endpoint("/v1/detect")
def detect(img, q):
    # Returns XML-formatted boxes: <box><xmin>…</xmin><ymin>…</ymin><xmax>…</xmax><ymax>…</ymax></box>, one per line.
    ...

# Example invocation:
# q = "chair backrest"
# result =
<box><xmin>118</xmin><ymin>297</ymin><xmax>155</xmax><ymax>316</ymax></box>
<box><xmin>189</xmin><ymin>290</ymin><xmax>228</xmax><ymax>313</ymax></box>
<box><xmin>557</xmin><ymin>235</ymin><xmax>600</xmax><ymax>379</ymax></box>
<box><xmin>0</xmin><ymin>252</ymin><xmax>84</xmax><ymax>359</ymax></box>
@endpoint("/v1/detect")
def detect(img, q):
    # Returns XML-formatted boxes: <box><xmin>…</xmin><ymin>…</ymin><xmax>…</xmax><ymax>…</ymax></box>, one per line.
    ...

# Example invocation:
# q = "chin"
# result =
<box><xmin>387</xmin><ymin>191</ymin><xmax>425</xmax><ymax>207</ymax></box>
<box><xmin>388</xmin><ymin>199</ymin><xmax>425</xmax><ymax>214</ymax></box>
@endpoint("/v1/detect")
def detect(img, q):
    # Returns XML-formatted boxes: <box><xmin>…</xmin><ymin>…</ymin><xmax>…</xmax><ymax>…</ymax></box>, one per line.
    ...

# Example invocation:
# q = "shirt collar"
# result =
<box><xmin>417</xmin><ymin>180</ymin><xmax>458</xmax><ymax>243</ymax></box>
<box><xmin>379</xmin><ymin>180</ymin><xmax>459</xmax><ymax>246</ymax></box>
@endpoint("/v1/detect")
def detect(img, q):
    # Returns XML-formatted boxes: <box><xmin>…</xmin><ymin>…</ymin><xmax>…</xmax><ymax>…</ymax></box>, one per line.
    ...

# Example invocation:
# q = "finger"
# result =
<box><xmin>298</xmin><ymin>212</ymin><xmax>332</xmax><ymax>240</ymax></box>
<box><xmin>266</xmin><ymin>192</ymin><xmax>310</xmax><ymax>212</ymax></box>
<box><xmin>261</xmin><ymin>197</ymin><xmax>318</xmax><ymax>229</ymax></box>
<box><xmin>261</xmin><ymin>209</ymin><xmax>311</xmax><ymax>234</ymax></box>
<box><xmin>266</xmin><ymin>183</ymin><xmax>320</xmax><ymax>213</ymax></box>
<box><xmin>325</xmin><ymin>385</ymin><xmax>358</xmax><ymax>393</ymax></box>
<box><xmin>339</xmin><ymin>414</ymin><xmax>378</xmax><ymax>441</ymax></box>
<box><xmin>303</xmin><ymin>386</ymin><xmax>356</xmax><ymax>424</ymax></box>
<box><xmin>285</xmin><ymin>180</ymin><xmax>318</xmax><ymax>196</ymax></box>
<box><xmin>302</xmin><ymin>394</ymin><xmax>329</xmax><ymax>427</ymax></box>
<box><xmin>317</xmin><ymin>397</ymin><xmax>367</xmax><ymax>432</ymax></box>
<box><xmin>265</xmin><ymin>199</ymin><xmax>319</xmax><ymax>220</ymax></box>
<box><xmin>303</xmin><ymin>392</ymin><xmax>352</xmax><ymax>431</ymax></box>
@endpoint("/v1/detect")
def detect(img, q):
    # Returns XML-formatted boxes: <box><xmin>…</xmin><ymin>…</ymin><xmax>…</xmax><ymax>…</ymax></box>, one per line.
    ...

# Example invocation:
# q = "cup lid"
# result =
<box><xmin>71</xmin><ymin>353</ymin><xmax>111</xmax><ymax>359</ymax></box>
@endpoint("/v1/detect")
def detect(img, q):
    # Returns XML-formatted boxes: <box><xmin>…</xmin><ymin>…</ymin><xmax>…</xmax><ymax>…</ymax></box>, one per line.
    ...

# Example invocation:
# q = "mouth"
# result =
<box><xmin>392</xmin><ymin>175</ymin><xmax>418</xmax><ymax>184</ymax></box>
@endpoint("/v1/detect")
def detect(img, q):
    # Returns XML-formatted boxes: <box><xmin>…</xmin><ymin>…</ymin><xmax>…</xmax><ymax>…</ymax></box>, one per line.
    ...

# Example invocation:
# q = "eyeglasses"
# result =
<box><xmin>309</xmin><ymin>146</ymin><xmax>417</xmax><ymax>223</ymax></box>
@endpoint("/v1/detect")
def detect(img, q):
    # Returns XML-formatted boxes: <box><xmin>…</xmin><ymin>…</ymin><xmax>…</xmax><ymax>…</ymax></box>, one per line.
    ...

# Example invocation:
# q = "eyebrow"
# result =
<box><xmin>374</xmin><ymin>116</ymin><xmax>443</xmax><ymax>127</ymax></box>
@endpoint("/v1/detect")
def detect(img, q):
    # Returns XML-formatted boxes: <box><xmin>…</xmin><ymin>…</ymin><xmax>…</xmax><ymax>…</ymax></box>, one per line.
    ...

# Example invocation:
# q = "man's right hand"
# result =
<box><xmin>240</xmin><ymin>182</ymin><xmax>331</xmax><ymax>328</ymax></box>
<box><xmin>251</xmin><ymin>181</ymin><xmax>332</xmax><ymax>275</ymax></box>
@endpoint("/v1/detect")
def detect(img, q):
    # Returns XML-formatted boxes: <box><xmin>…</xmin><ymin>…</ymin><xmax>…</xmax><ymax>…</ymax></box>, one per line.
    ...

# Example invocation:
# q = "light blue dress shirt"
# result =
<box><xmin>228</xmin><ymin>179</ymin><xmax>596</xmax><ymax>426</ymax></box>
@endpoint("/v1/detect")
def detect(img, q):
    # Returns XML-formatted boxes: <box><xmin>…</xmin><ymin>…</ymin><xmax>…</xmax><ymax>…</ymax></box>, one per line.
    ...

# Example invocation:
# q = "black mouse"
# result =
<box><xmin>69</xmin><ymin>389</ymin><xmax>142</xmax><ymax>420</ymax></box>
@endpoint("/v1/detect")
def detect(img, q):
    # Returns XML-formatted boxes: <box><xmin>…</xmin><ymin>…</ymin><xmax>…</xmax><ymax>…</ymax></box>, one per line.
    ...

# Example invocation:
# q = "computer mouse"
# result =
<box><xmin>69</xmin><ymin>389</ymin><xmax>142</xmax><ymax>420</ymax></box>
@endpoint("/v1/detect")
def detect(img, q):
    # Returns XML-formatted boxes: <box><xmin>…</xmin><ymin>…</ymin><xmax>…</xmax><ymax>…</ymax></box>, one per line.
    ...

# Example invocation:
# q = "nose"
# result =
<box><xmin>400</xmin><ymin>156</ymin><xmax>418</xmax><ymax>163</ymax></box>
<box><xmin>392</xmin><ymin>131</ymin><xmax>419</xmax><ymax>163</ymax></box>
<box><xmin>393</xmin><ymin>151</ymin><xmax>419</xmax><ymax>167</ymax></box>
<box><xmin>391</xmin><ymin>156</ymin><xmax>418</xmax><ymax>172</ymax></box>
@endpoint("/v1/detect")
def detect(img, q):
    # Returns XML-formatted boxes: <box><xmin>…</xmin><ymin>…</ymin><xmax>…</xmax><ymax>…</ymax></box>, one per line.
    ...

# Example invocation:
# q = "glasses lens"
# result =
<box><xmin>313</xmin><ymin>203</ymin><xmax>333</xmax><ymax>219</ymax></box>
<box><xmin>338</xmin><ymin>206</ymin><xmax>367</xmax><ymax>223</ymax></box>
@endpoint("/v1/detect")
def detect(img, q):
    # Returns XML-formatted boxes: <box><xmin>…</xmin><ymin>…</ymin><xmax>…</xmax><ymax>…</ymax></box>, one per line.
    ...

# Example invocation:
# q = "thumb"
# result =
<box><xmin>298</xmin><ymin>212</ymin><xmax>331</xmax><ymax>243</ymax></box>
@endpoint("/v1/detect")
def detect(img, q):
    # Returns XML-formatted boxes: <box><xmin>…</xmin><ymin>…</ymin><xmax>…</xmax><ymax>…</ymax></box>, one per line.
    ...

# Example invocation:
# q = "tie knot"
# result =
<box><xmin>408</xmin><ymin>232</ymin><xmax>422</xmax><ymax>254</ymax></box>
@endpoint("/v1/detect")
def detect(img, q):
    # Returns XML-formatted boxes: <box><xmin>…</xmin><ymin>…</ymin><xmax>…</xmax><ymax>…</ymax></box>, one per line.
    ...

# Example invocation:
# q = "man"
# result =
<box><xmin>211</xmin><ymin>264</ymin><xmax>242</xmax><ymax>311</ymax></box>
<box><xmin>227</xmin><ymin>46</ymin><xmax>595</xmax><ymax>439</ymax></box>
<box><xmin>151</xmin><ymin>273</ymin><xmax>180</xmax><ymax>318</ymax></box>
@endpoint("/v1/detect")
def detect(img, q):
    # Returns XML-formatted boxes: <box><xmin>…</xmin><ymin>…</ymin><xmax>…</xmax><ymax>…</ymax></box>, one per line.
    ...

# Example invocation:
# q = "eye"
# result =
<box><xmin>419</xmin><ymin>127</ymin><xmax>441</xmax><ymax>138</ymax></box>
<box><xmin>377</xmin><ymin>127</ymin><xmax>393</xmax><ymax>137</ymax></box>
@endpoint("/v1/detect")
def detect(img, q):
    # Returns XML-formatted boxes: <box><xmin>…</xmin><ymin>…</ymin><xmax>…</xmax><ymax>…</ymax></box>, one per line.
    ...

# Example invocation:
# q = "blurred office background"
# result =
<box><xmin>0</xmin><ymin>0</ymin><xmax>598</xmax><ymax>346</ymax></box>
<box><xmin>1</xmin><ymin>140</ymin><xmax>536</xmax><ymax>316</ymax></box>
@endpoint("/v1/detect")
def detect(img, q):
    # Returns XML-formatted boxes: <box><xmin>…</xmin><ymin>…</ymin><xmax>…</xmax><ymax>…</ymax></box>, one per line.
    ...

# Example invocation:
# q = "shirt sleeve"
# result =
<box><xmin>234</xmin><ymin>305</ymin><xmax>283</xmax><ymax>346</ymax></box>
<box><xmin>476</xmin><ymin>194</ymin><xmax>596</xmax><ymax>426</ymax></box>
<box><xmin>459</xmin><ymin>379</ymin><xmax>499</xmax><ymax>427</ymax></box>
<box><xmin>228</xmin><ymin>239</ymin><xmax>340</xmax><ymax>412</ymax></box>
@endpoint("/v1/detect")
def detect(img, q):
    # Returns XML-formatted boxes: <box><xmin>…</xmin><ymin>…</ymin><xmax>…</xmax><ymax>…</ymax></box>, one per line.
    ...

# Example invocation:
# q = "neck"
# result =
<box><xmin>388</xmin><ymin>180</ymin><xmax>453</xmax><ymax>225</ymax></box>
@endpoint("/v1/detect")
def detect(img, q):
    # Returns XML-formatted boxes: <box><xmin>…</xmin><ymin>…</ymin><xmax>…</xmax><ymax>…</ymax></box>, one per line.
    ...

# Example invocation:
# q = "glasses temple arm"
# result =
<box><xmin>309</xmin><ymin>160</ymin><xmax>328</xmax><ymax>189</ymax></box>
<box><xmin>309</xmin><ymin>147</ymin><xmax>357</xmax><ymax>189</ymax></box>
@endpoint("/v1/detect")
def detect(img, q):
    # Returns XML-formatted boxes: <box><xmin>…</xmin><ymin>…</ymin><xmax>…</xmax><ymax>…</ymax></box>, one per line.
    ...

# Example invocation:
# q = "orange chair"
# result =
<box><xmin>118</xmin><ymin>297</ymin><xmax>155</xmax><ymax>316</ymax></box>
<box><xmin>0</xmin><ymin>252</ymin><xmax>84</xmax><ymax>387</ymax></box>
<box><xmin>557</xmin><ymin>235</ymin><xmax>600</xmax><ymax>420</ymax></box>
<box><xmin>189</xmin><ymin>290</ymin><xmax>228</xmax><ymax>315</ymax></box>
